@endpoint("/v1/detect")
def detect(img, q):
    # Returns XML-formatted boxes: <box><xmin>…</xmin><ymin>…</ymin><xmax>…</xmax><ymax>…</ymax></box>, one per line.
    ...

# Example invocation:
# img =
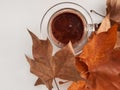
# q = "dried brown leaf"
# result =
<box><xmin>34</xmin><ymin>78</ymin><xmax>44</xmax><ymax>86</ymax></box>
<box><xmin>26</xmin><ymin>55</ymin><xmax>53</xmax><ymax>90</ymax></box>
<box><xmin>52</xmin><ymin>42</ymin><xmax>81</xmax><ymax>81</ymax></box>
<box><xmin>26</xmin><ymin>31</ymin><xmax>54</xmax><ymax>90</ymax></box>
<box><xmin>26</xmin><ymin>30</ymin><xmax>81</xmax><ymax>90</ymax></box>
<box><xmin>27</xmin><ymin>30</ymin><xmax>53</xmax><ymax>62</ymax></box>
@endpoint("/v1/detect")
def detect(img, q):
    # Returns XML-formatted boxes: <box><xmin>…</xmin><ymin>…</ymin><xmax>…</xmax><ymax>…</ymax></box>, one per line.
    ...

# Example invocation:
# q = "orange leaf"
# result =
<box><xmin>75</xmin><ymin>57</ymin><xmax>89</xmax><ymax>79</ymax></box>
<box><xmin>68</xmin><ymin>47</ymin><xmax>120</xmax><ymax>90</ymax></box>
<box><xmin>80</xmin><ymin>24</ymin><xmax>118</xmax><ymax>70</ymax></box>
<box><xmin>115</xmin><ymin>31</ymin><xmax>120</xmax><ymax>48</ymax></box>
<box><xmin>68</xmin><ymin>81</ymin><xmax>86</xmax><ymax>90</ymax></box>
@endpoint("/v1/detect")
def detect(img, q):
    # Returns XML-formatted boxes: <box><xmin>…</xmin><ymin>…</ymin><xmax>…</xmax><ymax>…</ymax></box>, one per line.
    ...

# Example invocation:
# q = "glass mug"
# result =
<box><xmin>40</xmin><ymin>2</ymin><xmax>95</xmax><ymax>54</ymax></box>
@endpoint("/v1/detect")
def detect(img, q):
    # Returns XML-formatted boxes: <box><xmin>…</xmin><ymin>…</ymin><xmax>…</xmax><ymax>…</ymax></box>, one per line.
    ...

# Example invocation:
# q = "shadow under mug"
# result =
<box><xmin>40</xmin><ymin>2</ymin><xmax>95</xmax><ymax>54</ymax></box>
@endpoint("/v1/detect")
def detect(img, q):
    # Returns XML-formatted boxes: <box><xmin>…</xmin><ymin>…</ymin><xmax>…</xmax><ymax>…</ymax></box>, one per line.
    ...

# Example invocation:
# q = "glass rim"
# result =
<box><xmin>40</xmin><ymin>2</ymin><xmax>95</xmax><ymax>54</ymax></box>
<box><xmin>47</xmin><ymin>8</ymin><xmax>88</xmax><ymax>48</ymax></box>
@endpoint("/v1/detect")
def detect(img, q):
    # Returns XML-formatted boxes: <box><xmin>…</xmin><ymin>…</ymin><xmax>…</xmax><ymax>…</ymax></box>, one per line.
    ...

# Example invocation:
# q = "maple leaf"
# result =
<box><xmin>28</xmin><ymin>30</ymin><xmax>53</xmax><ymax>61</ymax></box>
<box><xmin>26</xmin><ymin>54</ymin><xmax>53</xmax><ymax>90</ymax></box>
<box><xmin>26</xmin><ymin>30</ymin><xmax>81</xmax><ymax>90</ymax></box>
<box><xmin>79</xmin><ymin>24</ymin><xmax>118</xmax><ymax>70</ymax></box>
<box><xmin>52</xmin><ymin>42</ymin><xmax>81</xmax><ymax>81</ymax></box>
<box><xmin>26</xmin><ymin>30</ymin><xmax>53</xmax><ymax>90</ymax></box>
<box><xmin>75</xmin><ymin>57</ymin><xmax>89</xmax><ymax>79</ymax></box>
<box><xmin>69</xmin><ymin>47</ymin><xmax>120</xmax><ymax>90</ymax></box>
<box><xmin>68</xmin><ymin>12</ymin><xmax>120</xmax><ymax>89</ymax></box>
<box><xmin>106</xmin><ymin>0</ymin><xmax>120</xmax><ymax>49</ymax></box>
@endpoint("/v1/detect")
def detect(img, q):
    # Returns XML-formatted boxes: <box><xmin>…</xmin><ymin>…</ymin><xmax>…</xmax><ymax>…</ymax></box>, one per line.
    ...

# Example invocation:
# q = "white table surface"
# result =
<box><xmin>0</xmin><ymin>0</ymin><xmax>106</xmax><ymax>90</ymax></box>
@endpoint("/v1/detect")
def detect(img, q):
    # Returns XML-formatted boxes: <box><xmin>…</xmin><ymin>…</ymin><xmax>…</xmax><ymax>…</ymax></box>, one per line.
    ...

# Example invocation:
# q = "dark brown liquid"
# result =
<box><xmin>51</xmin><ymin>12</ymin><xmax>84</xmax><ymax>45</ymax></box>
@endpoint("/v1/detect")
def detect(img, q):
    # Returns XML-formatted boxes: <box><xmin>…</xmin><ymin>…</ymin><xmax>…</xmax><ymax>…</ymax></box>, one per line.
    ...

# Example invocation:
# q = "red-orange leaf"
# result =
<box><xmin>75</xmin><ymin>57</ymin><xmax>89</xmax><ymax>79</ymax></box>
<box><xmin>69</xmin><ymin>47</ymin><xmax>120</xmax><ymax>90</ymax></box>
<box><xmin>115</xmin><ymin>32</ymin><xmax>120</xmax><ymax>48</ymax></box>
<box><xmin>80</xmin><ymin>24</ymin><xmax>118</xmax><ymax>70</ymax></box>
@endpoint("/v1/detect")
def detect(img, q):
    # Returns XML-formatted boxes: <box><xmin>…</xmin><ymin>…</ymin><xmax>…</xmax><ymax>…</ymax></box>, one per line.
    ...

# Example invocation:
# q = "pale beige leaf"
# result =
<box><xmin>96</xmin><ymin>15</ymin><xmax>111</xmax><ymax>34</ymax></box>
<box><xmin>107</xmin><ymin>0</ymin><xmax>120</xmax><ymax>23</ymax></box>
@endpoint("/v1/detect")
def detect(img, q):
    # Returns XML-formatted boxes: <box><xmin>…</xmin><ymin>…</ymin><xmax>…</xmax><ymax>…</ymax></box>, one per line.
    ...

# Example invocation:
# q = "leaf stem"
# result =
<box><xmin>54</xmin><ymin>78</ymin><xmax>60</xmax><ymax>90</ymax></box>
<box><xmin>90</xmin><ymin>10</ymin><xmax>105</xmax><ymax>17</ymax></box>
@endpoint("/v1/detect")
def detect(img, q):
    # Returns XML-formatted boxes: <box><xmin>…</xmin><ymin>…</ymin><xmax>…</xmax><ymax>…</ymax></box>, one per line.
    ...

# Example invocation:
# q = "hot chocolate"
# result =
<box><xmin>48</xmin><ymin>9</ymin><xmax>86</xmax><ymax>47</ymax></box>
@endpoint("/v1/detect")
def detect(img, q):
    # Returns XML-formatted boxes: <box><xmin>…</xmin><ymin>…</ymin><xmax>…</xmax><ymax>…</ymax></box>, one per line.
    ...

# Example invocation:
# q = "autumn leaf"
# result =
<box><xmin>27</xmin><ymin>29</ymin><xmax>53</xmax><ymax>61</ymax></box>
<box><xmin>68</xmin><ymin>80</ymin><xmax>86</xmax><ymax>90</ymax></box>
<box><xmin>68</xmin><ymin>19</ymin><xmax>119</xmax><ymax>90</ymax></box>
<box><xmin>75</xmin><ymin>57</ymin><xmax>89</xmax><ymax>79</ymax></box>
<box><xmin>85</xmin><ymin>47</ymin><xmax>120</xmax><ymax>90</ymax></box>
<box><xmin>26</xmin><ymin>55</ymin><xmax>53</xmax><ymax>90</ymax></box>
<box><xmin>34</xmin><ymin>78</ymin><xmax>44</xmax><ymax>86</ymax></box>
<box><xmin>106</xmin><ymin>0</ymin><xmax>120</xmax><ymax>31</ymax></box>
<box><xmin>96</xmin><ymin>15</ymin><xmax>110</xmax><ymax>34</ymax></box>
<box><xmin>69</xmin><ymin>50</ymin><xmax>120</xmax><ymax>90</ymax></box>
<box><xmin>79</xmin><ymin>24</ymin><xmax>118</xmax><ymax>70</ymax></box>
<box><xmin>26</xmin><ymin>30</ymin><xmax>53</xmax><ymax>90</ymax></box>
<box><xmin>68</xmin><ymin>25</ymin><xmax>120</xmax><ymax>90</ymax></box>
<box><xmin>106</xmin><ymin>0</ymin><xmax>120</xmax><ymax>23</ymax></box>
<box><xmin>26</xmin><ymin>30</ymin><xmax>81</xmax><ymax>90</ymax></box>
<box><xmin>52</xmin><ymin>42</ymin><xmax>81</xmax><ymax>81</ymax></box>
<box><xmin>68</xmin><ymin>14</ymin><xmax>119</xmax><ymax>89</ymax></box>
<box><xmin>106</xmin><ymin>0</ymin><xmax>120</xmax><ymax>50</ymax></box>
